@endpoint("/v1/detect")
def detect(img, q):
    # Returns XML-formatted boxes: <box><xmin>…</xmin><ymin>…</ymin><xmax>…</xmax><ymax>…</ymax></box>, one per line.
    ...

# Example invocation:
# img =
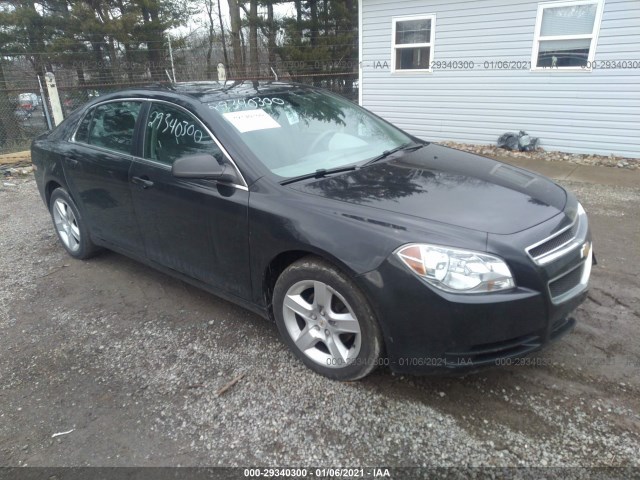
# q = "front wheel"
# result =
<box><xmin>273</xmin><ymin>257</ymin><xmax>383</xmax><ymax>381</ymax></box>
<box><xmin>49</xmin><ymin>188</ymin><xmax>100</xmax><ymax>260</ymax></box>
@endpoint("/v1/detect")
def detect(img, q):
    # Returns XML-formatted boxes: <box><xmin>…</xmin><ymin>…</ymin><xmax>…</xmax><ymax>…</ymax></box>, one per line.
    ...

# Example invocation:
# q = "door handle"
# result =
<box><xmin>65</xmin><ymin>157</ymin><xmax>79</xmax><ymax>168</ymax></box>
<box><xmin>131</xmin><ymin>176</ymin><xmax>154</xmax><ymax>189</ymax></box>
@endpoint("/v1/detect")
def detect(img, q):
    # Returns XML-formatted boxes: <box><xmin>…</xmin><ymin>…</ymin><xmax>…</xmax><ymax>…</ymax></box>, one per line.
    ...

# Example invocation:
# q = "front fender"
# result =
<box><xmin>247</xmin><ymin>177</ymin><xmax>487</xmax><ymax>307</ymax></box>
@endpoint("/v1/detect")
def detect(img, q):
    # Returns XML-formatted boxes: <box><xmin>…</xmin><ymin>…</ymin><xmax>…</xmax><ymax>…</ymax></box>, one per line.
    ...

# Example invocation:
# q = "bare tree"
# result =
<box><xmin>248</xmin><ymin>0</ymin><xmax>259</xmax><ymax>77</ymax></box>
<box><xmin>267</xmin><ymin>1</ymin><xmax>276</xmax><ymax>71</ymax></box>
<box><xmin>217</xmin><ymin>0</ymin><xmax>230</xmax><ymax>70</ymax></box>
<box><xmin>204</xmin><ymin>0</ymin><xmax>216</xmax><ymax>78</ymax></box>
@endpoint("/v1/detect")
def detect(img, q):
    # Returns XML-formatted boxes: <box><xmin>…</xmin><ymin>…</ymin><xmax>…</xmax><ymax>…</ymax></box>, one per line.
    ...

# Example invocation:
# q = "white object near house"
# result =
<box><xmin>44</xmin><ymin>72</ymin><xmax>64</xmax><ymax>126</ymax></box>
<box><xmin>358</xmin><ymin>0</ymin><xmax>640</xmax><ymax>158</ymax></box>
<box><xmin>218</xmin><ymin>63</ymin><xmax>227</xmax><ymax>82</ymax></box>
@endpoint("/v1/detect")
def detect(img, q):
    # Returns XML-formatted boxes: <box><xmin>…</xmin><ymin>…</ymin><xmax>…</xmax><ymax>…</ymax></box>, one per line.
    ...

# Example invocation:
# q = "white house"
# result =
<box><xmin>358</xmin><ymin>0</ymin><xmax>640</xmax><ymax>157</ymax></box>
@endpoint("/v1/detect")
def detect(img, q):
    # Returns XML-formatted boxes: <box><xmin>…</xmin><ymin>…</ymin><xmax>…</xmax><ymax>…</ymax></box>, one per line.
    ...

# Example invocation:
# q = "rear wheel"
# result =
<box><xmin>49</xmin><ymin>188</ymin><xmax>100</xmax><ymax>260</ymax></box>
<box><xmin>273</xmin><ymin>257</ymin><xmax>383</xmax><ymax>381</ymax></box>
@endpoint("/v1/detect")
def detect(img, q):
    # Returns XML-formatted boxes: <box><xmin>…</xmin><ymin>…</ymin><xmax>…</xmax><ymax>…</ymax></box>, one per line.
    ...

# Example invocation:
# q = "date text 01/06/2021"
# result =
<box><xmin>243</xmin><ymin>468</ymin><xmax>392</xmax><ymax>478</ymax></box>
<box><xmin>367</xmin><ymin>59</ymin><xmax>640</xmax><ymax>70</ymax></box>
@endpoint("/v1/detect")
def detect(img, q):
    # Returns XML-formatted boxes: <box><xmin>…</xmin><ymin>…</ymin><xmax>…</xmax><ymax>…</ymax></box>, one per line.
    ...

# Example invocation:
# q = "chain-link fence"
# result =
<box><xmin>55</xmin><ymin>70</ymin><xmax>358</xmax><ymax>118</ymax></box>
<box><xmin>0</xmin><ymin>53</ymin><xmax>358</xmax><ymax>155</ymax></box>
<box><xmin>0</xmin><ymin>81</ymin><xmax>52</xmax><ymax>155</ymax></box>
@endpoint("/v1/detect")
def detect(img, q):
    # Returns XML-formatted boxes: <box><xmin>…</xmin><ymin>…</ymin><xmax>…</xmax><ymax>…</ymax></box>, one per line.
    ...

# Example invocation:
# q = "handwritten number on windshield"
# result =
<box><xmin>211</xmin><ymin>97</ymin><xmax>285</xmax><ymax>113</ymax></box>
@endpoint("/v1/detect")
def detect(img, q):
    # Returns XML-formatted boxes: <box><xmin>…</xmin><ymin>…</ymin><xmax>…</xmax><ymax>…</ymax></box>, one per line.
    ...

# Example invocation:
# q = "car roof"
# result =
<box><xmin>92</xmin><ymin>80</ymin><xmax>313</xmax><ymax>105</ymax></box>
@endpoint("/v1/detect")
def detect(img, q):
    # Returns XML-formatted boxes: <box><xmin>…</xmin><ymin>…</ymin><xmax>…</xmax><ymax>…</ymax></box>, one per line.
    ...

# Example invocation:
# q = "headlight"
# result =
<box><xmin>395</xmin><ymin>243</ymin><xmax>515</xmax><ymax>294</ymax></box>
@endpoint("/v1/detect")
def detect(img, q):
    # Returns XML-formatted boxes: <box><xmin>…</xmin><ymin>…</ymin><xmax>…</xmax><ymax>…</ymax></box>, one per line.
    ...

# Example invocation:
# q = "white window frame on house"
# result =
<box><xmin>391</xmin><ymin>14</ymin><xmax>436</xmax><ymax>73</ymax></box>
<box><xmin>531</xmin><ymin>0</ymin><xmax>605</xmax><ymax>72</ymax></box>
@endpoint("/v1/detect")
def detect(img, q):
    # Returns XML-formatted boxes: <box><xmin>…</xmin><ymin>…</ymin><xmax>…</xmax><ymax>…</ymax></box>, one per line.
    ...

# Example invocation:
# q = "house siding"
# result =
<box><xmin>360</xmin><ymin>0</ymin><xmax>640</xmax><ymax>157</ymax></box>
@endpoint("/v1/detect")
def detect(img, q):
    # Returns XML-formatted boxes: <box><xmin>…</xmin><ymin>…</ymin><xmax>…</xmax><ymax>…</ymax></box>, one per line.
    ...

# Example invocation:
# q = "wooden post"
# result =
<box><xmin>44</xmin><ymin>72</ymin><xmax>64</xmax><ymax>126</ymax></box>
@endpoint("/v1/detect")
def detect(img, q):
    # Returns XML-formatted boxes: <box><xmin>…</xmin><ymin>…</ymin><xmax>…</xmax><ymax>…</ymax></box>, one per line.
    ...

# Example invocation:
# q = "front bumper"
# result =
<box><xmin>357</xmin><ymin>212</ymin><xmax>592</xmax><ymax>375</ymax></box>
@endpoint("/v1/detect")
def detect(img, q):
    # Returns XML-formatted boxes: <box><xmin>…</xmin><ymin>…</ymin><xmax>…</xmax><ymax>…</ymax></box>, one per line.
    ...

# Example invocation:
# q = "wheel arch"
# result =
<box><xmin>45</xmin><ymin>180</ymin><xmax>65</xmax><ymax>207</ymax></box>
<box><xmin>262</xmin><ymin>248</ymin><xmax>360</xmax><ymax>321</ymax></box>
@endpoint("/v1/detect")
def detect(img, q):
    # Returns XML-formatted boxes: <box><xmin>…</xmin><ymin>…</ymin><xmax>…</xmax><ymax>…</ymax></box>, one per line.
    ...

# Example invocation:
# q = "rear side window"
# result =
<box><xmin>75</xmin><ymin>101</ymin><xmax>142</xmax><ymax>155</ymax></box>
<box><xmin>143</xmin><ymin>103</ymin><xmax>224</xmax><ymax>166</ymax></box>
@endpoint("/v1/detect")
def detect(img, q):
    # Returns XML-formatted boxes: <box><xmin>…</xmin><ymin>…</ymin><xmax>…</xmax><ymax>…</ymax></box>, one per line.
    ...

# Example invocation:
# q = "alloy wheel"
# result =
<box><xmin>282</xmin><ymin>280</ymin><xmax>362</xmax><ymax>368</ymax></box>
<box><xmin>52</xmin><ymin>198</ymin><xmax>81</xmax><ymax>252</ymax></box>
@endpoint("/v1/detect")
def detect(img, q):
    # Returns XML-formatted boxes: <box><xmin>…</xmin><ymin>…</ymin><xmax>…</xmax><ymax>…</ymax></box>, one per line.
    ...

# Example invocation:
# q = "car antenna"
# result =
<box><xmin>270</xmin><ymin>67</ymin><xmax>279</xmax><ymax>81</ymax></box>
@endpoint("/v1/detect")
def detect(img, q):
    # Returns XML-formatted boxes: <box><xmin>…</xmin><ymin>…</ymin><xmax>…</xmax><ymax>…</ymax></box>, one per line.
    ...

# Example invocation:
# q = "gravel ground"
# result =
<box><xmin>0</xmin><ymin>177</ymin><xmax>639</xmax><ymax>469</ymax></box>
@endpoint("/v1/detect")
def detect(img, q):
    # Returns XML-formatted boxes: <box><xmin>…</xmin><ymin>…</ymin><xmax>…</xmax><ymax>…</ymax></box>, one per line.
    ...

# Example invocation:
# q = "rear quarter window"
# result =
<box><xmin>73</xmin><ymin>101</ymin><xmax>142</xmax><ymax>155</ymax></box>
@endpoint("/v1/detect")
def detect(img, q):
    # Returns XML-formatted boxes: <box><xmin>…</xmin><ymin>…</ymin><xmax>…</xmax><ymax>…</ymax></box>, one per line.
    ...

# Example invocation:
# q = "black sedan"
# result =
<box><xmin>32</xmin><ymin>81</ymin><xmax>593</xmax><ymax>380</ymax></box>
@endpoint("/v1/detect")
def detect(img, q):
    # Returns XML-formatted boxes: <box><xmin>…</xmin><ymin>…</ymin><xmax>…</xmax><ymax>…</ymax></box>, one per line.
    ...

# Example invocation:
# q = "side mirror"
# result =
<box><xmin>172</xmin><ymin>153</ymin><xmax>237</xmax><ymax>182</ymax></box>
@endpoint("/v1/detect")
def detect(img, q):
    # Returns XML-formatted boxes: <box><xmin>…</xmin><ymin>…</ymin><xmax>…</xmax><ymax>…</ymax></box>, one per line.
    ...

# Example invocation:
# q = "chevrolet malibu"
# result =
<box><xmin>32</xmin><ymin>81</ymin><xmax>593</xmax><ymax>380</ymax></box>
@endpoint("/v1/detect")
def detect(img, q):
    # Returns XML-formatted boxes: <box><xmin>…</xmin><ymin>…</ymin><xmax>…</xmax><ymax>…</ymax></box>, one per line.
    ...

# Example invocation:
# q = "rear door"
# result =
<box><xmin>128</xmin><ymin>101</ymin><xmax>251</xmax><ymax>300</ymax></box>
<box><xmin>64</xmin><ymin>100</ymin><xmax>145</xmax><ymax>254</ymax></box>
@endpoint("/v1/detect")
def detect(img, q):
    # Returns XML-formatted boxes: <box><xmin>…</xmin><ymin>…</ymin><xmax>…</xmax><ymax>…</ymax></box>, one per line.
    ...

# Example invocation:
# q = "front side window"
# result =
<box><xmin>76</xmin><ymin>101</ymin><xmax>141</xmax><ymax>154</ymax></box>
<box><xmin>392</xmin><ymin>15</ymin><xmax>435</xmax><ymax>72</ymax></box>
<box><xmin>210</xmin><ymin>88</ymin><xmax>413</xmax><ymax>179</ymax></box>
<box><xmin>532</xmin><ymin>0</ymin><xmax>604</xmax><ymax>70</ymax></box>
<box><xmin>144</xmin><ymin>103</ymin><xmax>224</xmax><ymax>166</ymax></box>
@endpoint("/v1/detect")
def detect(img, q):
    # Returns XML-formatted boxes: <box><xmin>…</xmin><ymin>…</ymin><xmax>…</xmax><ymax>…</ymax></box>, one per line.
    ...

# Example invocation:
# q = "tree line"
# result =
<box><xmin>0</xmin><ymin>0</ymin><xmax>357</xmax><ymax>148</ymax></box>
<box><xmin>0</xmin><ymin>0</ymin><xmax>358</xmax><ymax>83</ymax></box>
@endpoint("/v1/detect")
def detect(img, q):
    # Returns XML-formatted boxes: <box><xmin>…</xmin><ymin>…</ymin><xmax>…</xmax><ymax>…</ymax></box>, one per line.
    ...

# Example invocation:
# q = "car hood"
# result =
<box><xmin>287</xmin><ymin>144</ymin><xmax>567</xmax><ymax>235</ymax></box>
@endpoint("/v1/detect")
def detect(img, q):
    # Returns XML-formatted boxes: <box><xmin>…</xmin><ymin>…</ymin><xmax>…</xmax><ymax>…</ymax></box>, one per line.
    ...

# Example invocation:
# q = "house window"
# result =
<box><xmin>392</xmin><ymin>15</ymin><xmax>435</xmax><ymax>72</ymax></box>
<box><xmin>532</xmin><ymin>0</ymin><xmax>604</xmax><ymax>70</ymax></box>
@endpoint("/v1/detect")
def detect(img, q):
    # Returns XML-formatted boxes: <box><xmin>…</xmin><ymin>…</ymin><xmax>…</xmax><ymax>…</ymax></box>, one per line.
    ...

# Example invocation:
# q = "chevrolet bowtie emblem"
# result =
<box><xmin>581</xmin><ymin>241</ymin><xmax>591</xmax><ymax>259</ymax></box>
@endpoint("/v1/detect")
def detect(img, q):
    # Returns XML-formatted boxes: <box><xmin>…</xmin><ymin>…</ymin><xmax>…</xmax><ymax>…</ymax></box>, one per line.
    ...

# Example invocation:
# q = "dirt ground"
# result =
<box><xmin>0</xmin><ymin>176</ymin><xmax>638</xmax><ymax>469</ymax></box>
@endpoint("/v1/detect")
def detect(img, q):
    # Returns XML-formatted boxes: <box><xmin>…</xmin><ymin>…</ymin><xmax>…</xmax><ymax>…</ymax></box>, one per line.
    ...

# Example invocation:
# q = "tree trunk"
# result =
<box><xmin>23</xmin><ymin>2</ymin><xmax>47</xmax><ymax>78</ymax></box>
<box><xmin>249</xmin><ymin>0</ymin><xmax>259</xmax><ymax>78</ymax></box>
<box><xmin>122</xmin><ymin>43</ymin><xmax>135</xmax><ymax>83</ymax></box>
<box><xmin>217</xmin><ymin>0</ymin><xmax>230</xmax><ymax>69</ymax></box>
<box><xmin>116</xmin><ymin>0</ymin><xmax>135</xmax><ymax>82</ymax></box>
<box><xmin>295</xmin><ymin>0</ymin><xmax>303</xmax><ymax>41</ymax></box>
<box><xmin>140</xmin><ymin>2</ymin><xmax>165</xmax><ymax>81</ymax></box>
<box><xmin>76</xmin><ymin>66</ymin><xmax>90</xmax><ymax>102</ymax></box>
<box><xmin>240</xmin><ymin>27</ymin><xmax>246</xmax><ymax>74</ymax></box>
<box><xmin>267</xmin><ymin>2</ymin><xmax>276</xmax><ymax>71</ymax></box>
<box><xmin>309</xmin><ymin>0</ymin><xmax>320</xmax><ymax>86</ymax></box>
<box><xmin>344</xmin><ymin>0</ymin><xmax>356</xmax><ymax>97</ymax></box>
<box><xmin>92</xmin><ymin>3</ymin><xmax>116</xmax><ymax>82</ymax></box>
<box><xmin>323</xmin><ymin>0</ymin><xmax>329</xmax><ymax>35</ymax></box>
<box><xmin>310</xmin><ymin>0</ymin><xmax>318</xmax><ymax>49</ymax></box>
<box><xmin>205</xmin><ymin>0</ymin><xmax>215</xmax><ymax>79</ymax></box>
<box><xmin>227</xmin><ymin>0</ymin><xmax>243</xmax><ymax>77</ymax></box>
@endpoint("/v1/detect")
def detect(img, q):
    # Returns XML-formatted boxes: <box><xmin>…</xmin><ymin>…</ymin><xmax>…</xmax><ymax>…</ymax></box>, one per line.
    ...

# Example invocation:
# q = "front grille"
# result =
<box><xmin>549</xmin><ymin>264</ymin><xmax>583</xmax><ymax>299</ymax></box>
<box><xmin>528</xmin><ymin>221</ymin><xmax>579</xmax><ymax>259</ymax></box>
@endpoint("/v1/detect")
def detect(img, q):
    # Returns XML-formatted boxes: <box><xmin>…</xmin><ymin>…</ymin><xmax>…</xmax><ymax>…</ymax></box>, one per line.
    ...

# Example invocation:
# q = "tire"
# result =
<box><xmin>49</xmin><ymin>188</ymin><xmax>100</xmax><ymax>260</ymax></box>
<box><xmin>273</xmin><ymin>256</ymin><xmax>383</xmax><ymax>381</ymax></box>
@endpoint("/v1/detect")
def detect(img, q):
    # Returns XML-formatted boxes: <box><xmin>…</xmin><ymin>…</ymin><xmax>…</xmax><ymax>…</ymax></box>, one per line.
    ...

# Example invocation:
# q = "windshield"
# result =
<box><xmin>208</xmin><ymin>89</ymin><xmax>413</xmax><ymax>179</ymax></box>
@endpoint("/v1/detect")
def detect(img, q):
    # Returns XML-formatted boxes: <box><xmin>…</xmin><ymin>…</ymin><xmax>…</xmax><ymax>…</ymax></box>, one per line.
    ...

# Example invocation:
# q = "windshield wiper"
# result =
<box><xmin>362</xmin><ymin>142</ymin><xmax>426</xmax><ymax>166</ymax></box>
<box><xmin>280</xmin><ymin>165</ymin><xmax>358</xmax><ymax>185</ymax></box>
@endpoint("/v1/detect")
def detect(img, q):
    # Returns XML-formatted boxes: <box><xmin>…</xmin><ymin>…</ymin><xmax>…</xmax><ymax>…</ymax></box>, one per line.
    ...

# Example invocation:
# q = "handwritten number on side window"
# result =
<box><xmin>148</xmin><ymin>111</ymin><xmax>204</xmax><ymax>143</ymax></box>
